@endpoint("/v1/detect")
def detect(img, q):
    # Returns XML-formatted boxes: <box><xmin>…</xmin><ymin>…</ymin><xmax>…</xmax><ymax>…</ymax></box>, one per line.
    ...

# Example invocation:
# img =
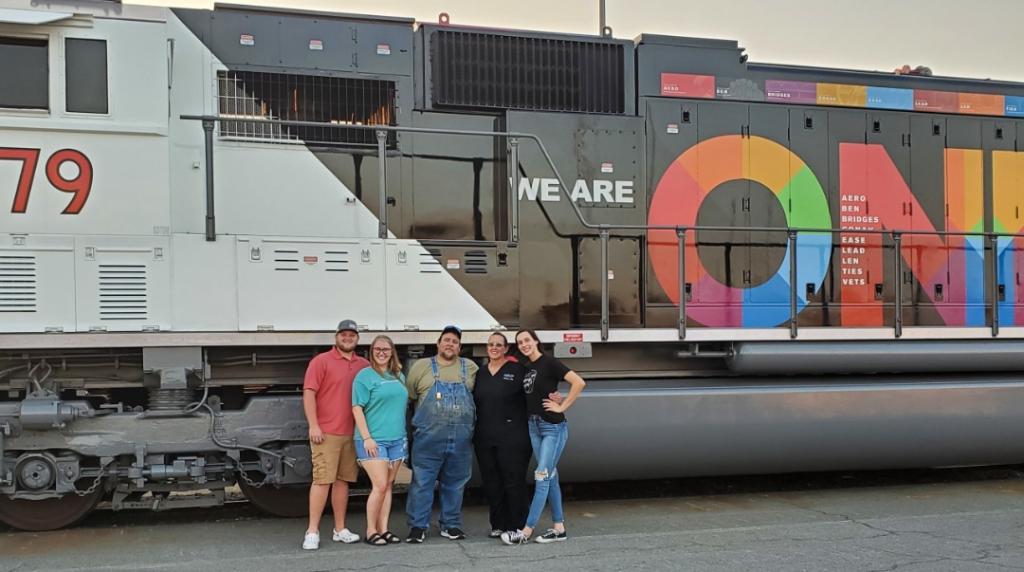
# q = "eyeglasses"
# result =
<box><xmin>372</xmin><ymin>347</ymin><xmax>392</xmax><ymax>354</ymax></box>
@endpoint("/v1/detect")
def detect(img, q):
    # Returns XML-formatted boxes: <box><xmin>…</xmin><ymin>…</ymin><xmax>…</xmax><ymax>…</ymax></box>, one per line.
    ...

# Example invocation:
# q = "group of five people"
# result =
<box><xmin>300</xmin><ymin>320</ymin><xmax>586</xmax><ymax>549</ymax></box>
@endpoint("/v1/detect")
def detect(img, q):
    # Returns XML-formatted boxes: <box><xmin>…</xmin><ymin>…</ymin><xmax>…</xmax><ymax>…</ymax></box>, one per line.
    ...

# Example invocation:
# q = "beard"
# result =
<box><xmin>336</xmin><ymin>340</ymin><xmax>357</xmax><ymax>353</ymax></box>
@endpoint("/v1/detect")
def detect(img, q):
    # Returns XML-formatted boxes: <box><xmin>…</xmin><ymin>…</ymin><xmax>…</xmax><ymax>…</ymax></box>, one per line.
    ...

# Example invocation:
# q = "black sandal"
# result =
<box><xmin>365</xmin><ymin>533</ymin><xmax>388</xmax><ymax>546</ymax></box>
<box><xmin>382</xmin><ymin>531</ymin><xmax>401</xmax><ymax>544</ymax></box>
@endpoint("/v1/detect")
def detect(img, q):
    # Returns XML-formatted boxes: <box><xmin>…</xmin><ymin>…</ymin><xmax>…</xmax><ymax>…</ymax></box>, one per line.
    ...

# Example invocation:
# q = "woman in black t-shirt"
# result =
<box><xmin>472</xmin><ymin>332</ymin><xmax>532</xmax><ymax>538</ymax></box>
<box><xmin>500</xmin><ymin>329</ymin><xmax>586</xmax><ymax>546</ymax></box>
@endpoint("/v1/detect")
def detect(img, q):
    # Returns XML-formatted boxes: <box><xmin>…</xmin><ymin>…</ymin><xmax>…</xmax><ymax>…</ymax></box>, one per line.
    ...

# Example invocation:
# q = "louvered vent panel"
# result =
<box><xmin>324</xmin><ymin>249</ymin><xmax>350</xmax><ymax>273</ymax></box>
<box><xmin>419</xmin><ymin>252</ymin><xmax>443</xmax><ymax>274</ymax></box>
<box><xmin>0</xmin><ymin>255</ymin><xmax>37</xmax><ymax>312</ymax></box>
<box><xmin>98</xmin><ymin>264</ymin><xmax>147</xmax><ymax>320</ymax></box>
<box><xmin>430</xmin><ymin>30</ymin><xmax>625</xmax><ymax>113</ymax></box>
<box><xmin>274</xmin><ymin>249</ymin><xmax>300</xmax><ymax>272</ymax></box>
<box><xmin>464</xmin><ymin>250</ymin><xmax>489</xmax><ymax>275</ymax></box>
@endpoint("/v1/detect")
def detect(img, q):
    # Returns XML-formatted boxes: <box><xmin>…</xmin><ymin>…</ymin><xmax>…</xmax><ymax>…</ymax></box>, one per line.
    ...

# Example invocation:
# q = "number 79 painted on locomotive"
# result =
<box><xmin>1</xmin><ymin>147</ymin><xmax>93</xmax><ymax>215</ymax></box>
<box><xmin>647</xmin><ymin>135</ymin><xmax>1024</xmax><ymax>328</ymax></box>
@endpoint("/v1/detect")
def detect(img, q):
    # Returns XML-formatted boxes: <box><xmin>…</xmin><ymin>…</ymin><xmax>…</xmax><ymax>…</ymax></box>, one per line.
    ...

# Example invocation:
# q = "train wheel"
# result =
<box><xmin>238</xmin><ymin>475</ymin><xmax>310</xmax><ymax>518</ymax></box>
<box><xmin>0</xmin><ymin>487</ymin><xmax>105</xmax><ymax>531</ymax></box>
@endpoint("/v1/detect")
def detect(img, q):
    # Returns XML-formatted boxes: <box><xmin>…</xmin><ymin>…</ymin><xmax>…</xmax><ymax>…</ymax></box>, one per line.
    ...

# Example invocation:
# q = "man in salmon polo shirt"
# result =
<box><xmin>302</xmin><ymin>319</ymin><xmax>370</xmax><ymax>550</ymax></box>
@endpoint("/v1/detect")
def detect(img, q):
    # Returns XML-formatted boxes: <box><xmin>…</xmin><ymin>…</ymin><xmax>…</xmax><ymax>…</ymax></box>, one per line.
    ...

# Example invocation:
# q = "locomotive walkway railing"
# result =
<box><xmin>181</xmin><ymin>115</ymin><xmax>1024</xmax><ymax>343</ymax></box>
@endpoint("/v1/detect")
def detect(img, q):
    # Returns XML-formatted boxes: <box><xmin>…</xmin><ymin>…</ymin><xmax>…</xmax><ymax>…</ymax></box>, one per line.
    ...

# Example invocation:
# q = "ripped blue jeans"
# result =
<box><xmin>525</xmin><ymin>416</ymin><xmax>569</xmax><ymax>529</ymax></box>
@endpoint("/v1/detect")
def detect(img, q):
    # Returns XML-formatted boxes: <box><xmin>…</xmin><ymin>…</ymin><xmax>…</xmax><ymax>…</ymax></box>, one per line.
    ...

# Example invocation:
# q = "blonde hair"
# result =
<box><xmin>369</xmin><ymin>335</ymin><xmax>402</xmax><ymax>378</ymax></box>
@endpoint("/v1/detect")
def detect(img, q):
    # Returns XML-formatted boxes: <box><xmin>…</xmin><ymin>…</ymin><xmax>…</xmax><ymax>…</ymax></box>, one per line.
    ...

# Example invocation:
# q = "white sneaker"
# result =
<box><xmin>302</xmin><ymin>531</ymin><xmax>320</xmax><ymax>550</ymax></box>
<box><xmin>332</xmin><ymin>528</ymin><xmax>360</xmax><ymax>543</ymax></box>
<box><xmin>500</xmin><ymin>529</ymin><xmax>529</xmax><ymax>545</ymax></box>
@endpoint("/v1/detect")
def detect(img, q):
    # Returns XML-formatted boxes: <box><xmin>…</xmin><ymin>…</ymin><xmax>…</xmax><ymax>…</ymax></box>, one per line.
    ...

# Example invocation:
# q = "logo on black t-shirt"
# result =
<box><xmin>523</xmin><ymin>369</ymin><xmax>537</xmax><ymax>394</ymax></box>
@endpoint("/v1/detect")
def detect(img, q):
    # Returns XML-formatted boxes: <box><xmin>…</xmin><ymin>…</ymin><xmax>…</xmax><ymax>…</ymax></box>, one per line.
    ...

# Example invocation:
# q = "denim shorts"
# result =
<box><xmin>355</xmin><ymin>437</ymin><xmax>408</xmax><ymax>463</ymax></box>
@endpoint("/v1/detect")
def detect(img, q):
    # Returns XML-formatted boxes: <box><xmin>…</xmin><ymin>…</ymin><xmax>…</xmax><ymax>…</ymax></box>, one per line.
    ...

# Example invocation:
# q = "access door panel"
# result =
<box><xmin>691</xmin><ymin>101</ymin><xmax>748</xmax><ymax>328</ymax></box>
<box><xmin>0</xmin><ymin>234</ymin><xmax>75</xmax><ymax>333</ymax></box>
<box><xmin>236</xmin><ymin>238</ymin><xmax>385</xmax><ymax>331</ymax></box>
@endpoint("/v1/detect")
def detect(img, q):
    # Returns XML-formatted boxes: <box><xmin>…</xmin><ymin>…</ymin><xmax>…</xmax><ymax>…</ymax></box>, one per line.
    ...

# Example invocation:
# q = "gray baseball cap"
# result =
<box><xmin>335</xmin><ymin>319</ymin><xmax>359</xmax><ymax>334</ymax></box>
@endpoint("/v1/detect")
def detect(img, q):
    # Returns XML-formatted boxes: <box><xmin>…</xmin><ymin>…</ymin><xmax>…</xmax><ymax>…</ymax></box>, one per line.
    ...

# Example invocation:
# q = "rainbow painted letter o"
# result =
<box><xmin>648</xmin><ymin>135</ymin><xmax>832</xmax><ymax>327</ymax></box>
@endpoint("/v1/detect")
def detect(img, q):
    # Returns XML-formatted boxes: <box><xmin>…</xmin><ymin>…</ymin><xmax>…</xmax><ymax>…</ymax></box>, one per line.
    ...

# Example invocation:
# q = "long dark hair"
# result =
<box><xmin>514</xmin><ymin>329</ymin><xmax>543</xmax><ymax>356</ymax></box>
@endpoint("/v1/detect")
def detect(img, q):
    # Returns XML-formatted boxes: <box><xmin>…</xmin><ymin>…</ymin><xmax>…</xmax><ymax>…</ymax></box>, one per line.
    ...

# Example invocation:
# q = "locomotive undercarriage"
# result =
<box><xmin>0</xmin><ymin>346</ymin><xmax>364</xmax><ymax>530</ymax></box>
<box><xmin>9</xmin><ymin>337</ymin><xmax>1024</xmax><ymax>533</ymax></box>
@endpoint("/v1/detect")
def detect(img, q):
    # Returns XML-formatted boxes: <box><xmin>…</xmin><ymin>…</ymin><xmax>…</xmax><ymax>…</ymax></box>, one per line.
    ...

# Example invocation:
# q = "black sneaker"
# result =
<box><xmin>534</xmin><ymin>529</ymin><xmax>567</xmax><ymax>543</ymax></box>
<box><xmin>500</xmin><ymin>529</ymin><xmax>528</xmax><ymax>545</ymax></box>
<box><xmin>488</xmin><ymin>529</ymin><xmax>503</xmax><ymax>539</ymax></box>
<box><xmin>440</xmin><ymin>527</ymin><xmax>466</xmax><ymax>540</ymax></box>
<box><xmin>406</xmin><ymin>527</ymin><xmax>427</xmax><ymax>544</ymax></box>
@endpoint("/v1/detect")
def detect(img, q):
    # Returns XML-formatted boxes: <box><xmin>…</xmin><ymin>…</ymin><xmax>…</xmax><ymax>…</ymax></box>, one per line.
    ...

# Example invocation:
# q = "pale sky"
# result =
<box><xmin>138</xmin><ymin>0</ymin><xmax>1024</xmax><ymax>83</ymax></box>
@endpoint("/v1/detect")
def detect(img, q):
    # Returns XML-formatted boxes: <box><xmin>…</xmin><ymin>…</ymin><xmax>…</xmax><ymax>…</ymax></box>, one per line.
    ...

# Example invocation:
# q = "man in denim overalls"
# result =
<box><xmin>404</xmin><ymin>325</ymin><xmax>479</xmax><ymax>543</ymax></box>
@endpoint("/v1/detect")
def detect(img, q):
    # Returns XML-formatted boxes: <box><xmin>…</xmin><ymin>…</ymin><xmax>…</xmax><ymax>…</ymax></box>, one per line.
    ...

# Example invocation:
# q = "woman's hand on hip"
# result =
<box><xmin>542</xmin><ymin>399</ymin><xmax>566</xmax><ymax>414</ymax></box>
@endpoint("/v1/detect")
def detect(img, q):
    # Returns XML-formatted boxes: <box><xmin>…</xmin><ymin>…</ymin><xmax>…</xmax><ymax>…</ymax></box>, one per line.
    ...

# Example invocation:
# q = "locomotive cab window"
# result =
<box><xmin>216</xmin><ymin>70</ymin><xmax>396</xmax><ymax>147</ymax></box>
<box><xmin>0</xmin><ymin>37</ymin><xmax>48</xmax><ymax>110</ymax></box>
<box><xmin>65</xmin><ymin>38</ymin><xmax>108</xmax><ymax>114</ymax></box>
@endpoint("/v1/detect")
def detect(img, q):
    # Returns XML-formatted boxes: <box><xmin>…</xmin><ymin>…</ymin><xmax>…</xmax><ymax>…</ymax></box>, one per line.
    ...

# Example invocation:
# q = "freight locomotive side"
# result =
<box><xmin>3</xmin><ymin>0</ymin><xmax>1024</xmax><ymax>531</ymax></box>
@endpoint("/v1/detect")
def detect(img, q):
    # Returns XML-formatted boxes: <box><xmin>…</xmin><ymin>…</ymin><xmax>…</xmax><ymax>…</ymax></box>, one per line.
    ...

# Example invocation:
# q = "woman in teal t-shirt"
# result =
<box><xmin>352</xmin><ymin>335</ymin><xmax>409</xmax><ymax>546</ymax></box>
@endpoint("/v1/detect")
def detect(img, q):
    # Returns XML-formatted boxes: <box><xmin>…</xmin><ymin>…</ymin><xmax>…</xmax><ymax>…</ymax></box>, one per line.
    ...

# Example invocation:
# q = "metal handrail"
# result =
<box><xmin>666</xmin><ymin>227</ymin><xmax>1020</xmax><ymax>342</ymax></box>
<box><xmin>180</xmin><ymin>115</ymin><xmax>1024</xmax><ymax>342</ymax></box>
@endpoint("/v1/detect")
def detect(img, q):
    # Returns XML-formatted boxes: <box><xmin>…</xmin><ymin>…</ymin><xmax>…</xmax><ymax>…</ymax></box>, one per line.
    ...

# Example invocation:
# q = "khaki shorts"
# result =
<box><xmin>311</xmin><ymin>434</ymin><xmax>359</xmax><ymax>484</ymax></box>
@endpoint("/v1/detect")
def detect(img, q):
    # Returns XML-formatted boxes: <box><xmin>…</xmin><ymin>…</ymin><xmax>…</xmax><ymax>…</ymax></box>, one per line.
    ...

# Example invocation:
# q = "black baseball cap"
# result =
<box><xmin>440</xmin><ymin>324</ymin><xmax>462</xmax><ymax>340</ymax></box>
<box><xmin>335</xmin><ymin>319</ymin><xmax>359</xmax><ymax>334</ymax></box>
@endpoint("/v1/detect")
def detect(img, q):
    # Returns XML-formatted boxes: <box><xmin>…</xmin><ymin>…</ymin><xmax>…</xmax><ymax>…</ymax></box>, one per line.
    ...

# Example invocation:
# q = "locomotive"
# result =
<box><xmin>2</xmin><ymin>0</ymin><xmax>1024</xmax><ymax>531</ymax></box>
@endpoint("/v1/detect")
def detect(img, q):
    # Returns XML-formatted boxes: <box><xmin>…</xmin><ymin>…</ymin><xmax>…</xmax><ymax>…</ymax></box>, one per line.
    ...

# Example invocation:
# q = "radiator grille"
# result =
<box><xmin>0</xmin><ymin>255</ymin><xmax>37</xmax><ymax>312</ymax></box>
<box><xmin>217</xmin><ymin>70</ymin><xmax>396</xmax><ymax>146</ymax></box>
<box><xmin>430</xmin><ymin>30</ymin><xmax>625</xmax><ymax>113</ymax></box>
<box><xmin>98</xmin><ymin>264</ymin><xmax>147</xmax><ymax>320</ymax></box>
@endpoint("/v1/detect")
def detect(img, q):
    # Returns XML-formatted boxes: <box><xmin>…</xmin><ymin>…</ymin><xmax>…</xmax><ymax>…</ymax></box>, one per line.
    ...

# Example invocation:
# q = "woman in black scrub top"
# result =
<box><xmin>472</xmin><ymin>332</ymin><xmax>532</xmax><ymax>538</ymax></box>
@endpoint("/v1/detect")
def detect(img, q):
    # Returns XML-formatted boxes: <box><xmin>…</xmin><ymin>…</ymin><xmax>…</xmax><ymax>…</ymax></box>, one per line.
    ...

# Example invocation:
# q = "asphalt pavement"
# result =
<box><xmin>4</xmin><ymin>467</ymin><xmax>1024</xmax><ymax>571</ymax></box>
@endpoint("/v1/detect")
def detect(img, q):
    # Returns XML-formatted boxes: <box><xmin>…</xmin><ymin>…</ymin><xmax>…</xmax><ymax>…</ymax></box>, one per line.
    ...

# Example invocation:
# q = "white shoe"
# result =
<box><xmin>332</xmin><ymin>528</ymin><xmax>360</xmax><ymax>543</ymax></box>
<box><xmin>302</xmin><ymin>531</ymin><xmax>320</xmax><ymax>550</ymax></box>
<box><xmin>501</xmin><ymin>529</ymin><xmax>529</xmax><ymax>545</ymax></box>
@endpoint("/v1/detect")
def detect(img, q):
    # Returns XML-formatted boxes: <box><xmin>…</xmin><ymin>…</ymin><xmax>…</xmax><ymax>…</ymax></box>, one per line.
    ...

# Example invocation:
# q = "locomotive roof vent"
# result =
<box><xmin>429</xmin><ymin>29</ymin><xmax>626</xmax><ymax>114</ymax></box>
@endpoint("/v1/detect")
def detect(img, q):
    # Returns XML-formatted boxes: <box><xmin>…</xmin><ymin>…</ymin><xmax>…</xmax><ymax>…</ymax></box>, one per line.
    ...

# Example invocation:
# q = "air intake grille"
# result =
<box><xmin>0</xmin><ymin>255</ymin><xmax>36</xmax><ymax>312</ymax></box>
<box><xmin>430</xmin><ymin>30</ymin><xmax>625</xmax><ymax>113</ymax></box>
<box><xmin>98</xmin><ymin>264</ymin><xmax>147</xmax><ymax>320</ymax></box>
<box><xmin>217</xmin><ymin>70</ymin><xmax>396</xmax><ymax>147</ymax></box>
